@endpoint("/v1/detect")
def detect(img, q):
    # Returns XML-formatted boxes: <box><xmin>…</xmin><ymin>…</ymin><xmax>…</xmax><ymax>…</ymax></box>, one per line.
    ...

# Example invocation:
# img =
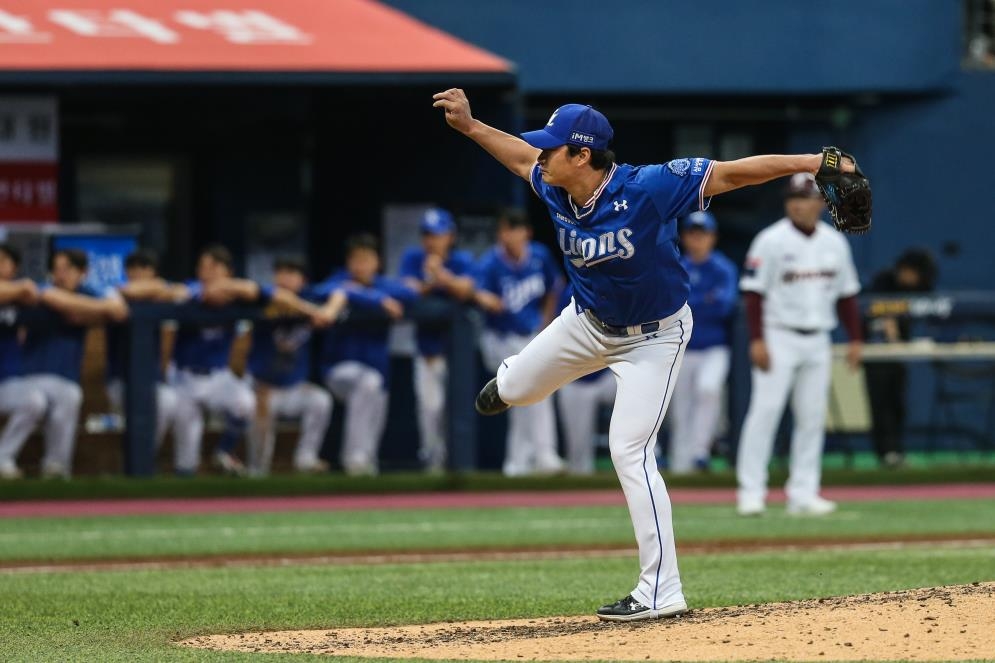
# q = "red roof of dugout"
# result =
<box><xmin>0</xmin><ymin>0</ymin><xmax>511</xmax><ymax>78</ymax></box>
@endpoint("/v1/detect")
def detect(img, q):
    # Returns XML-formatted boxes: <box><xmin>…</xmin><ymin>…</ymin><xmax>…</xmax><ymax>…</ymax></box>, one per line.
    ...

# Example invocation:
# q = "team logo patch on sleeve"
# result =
<box><xmin>667</xmin><ymin>159</ymin><xmax>690</xmax><ymax>176</ymax></box>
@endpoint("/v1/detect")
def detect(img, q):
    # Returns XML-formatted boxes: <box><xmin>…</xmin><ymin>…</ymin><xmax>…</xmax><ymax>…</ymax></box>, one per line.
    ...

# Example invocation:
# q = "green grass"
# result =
<box><xmin>0</xmin><ymin>546</ymin><xmax>993</xmax><ymax>662</ymax></box>
<box><xmin>0</xmin><ymin>460</ymin><xmax>993</xmax><ymax>501</ymax></box>
<box><xmin>1</xmin><ymin>498</ymin><xmax>993</xmax><ymax>562</ymax></box>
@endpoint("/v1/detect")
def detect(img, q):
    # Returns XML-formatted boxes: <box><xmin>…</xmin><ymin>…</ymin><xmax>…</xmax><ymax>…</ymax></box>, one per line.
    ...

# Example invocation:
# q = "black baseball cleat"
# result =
<box><xmin>474</xmin><ymin>377</ymin><xmax>510</xmax><ymax>415</ymax></box>
<box><xmin>596</xmin><ymin>594</ymin><xmax>688</xmax><ymax>622</ymax></box>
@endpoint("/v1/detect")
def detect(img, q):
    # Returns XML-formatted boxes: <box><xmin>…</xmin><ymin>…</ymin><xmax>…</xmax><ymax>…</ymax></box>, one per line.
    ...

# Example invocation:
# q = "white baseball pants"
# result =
<box><xmin>14</xmin><ymin>374</ymin><xmax>83</xmax><ymax>476</ymax></box>
<box><xmin>171</xmin><ymin>368</ymin><xmax>256</xmax><ymax>473</ymax></box>
<box><xmin>106</xmin><ymin>379</ymin><xmax>181</xmax><ymax>449</ymax></box>
<box><xmin>414</xmin><ymin>355</ymin><xmax>447</xmax><ymax>470</ymax></box>
<box><xmin>480</xmin><ymin>329</ymin><xmax>563</xmax><ymax>477</ymax></box>
<box><xmin>556</xmin><ymin>372</ymin><xmax>616</xmax><ymax>475</ymax></box>
<box><xmin>324</xmin><ymin>361</ymin><xmax>388</xmax><ymax>475</ymax></box>
<box><xmin>736</xmin><ymin>327</ymin><xmax>831</xmax><ymax>508</ymax></box>
<box><xmin>492</xmin><ymin>301</ymin><xmax>692</xmax><ymax>610</ymax></box>
<box><xmin>668</xmin><ymin>346</ymin><xmax>730</xmax><ymax>473</ymax></box>
<box><xmin>249</xmin><ymin>381</ymin><xmax>333</xmax><ymax>474</ymax></box>
<box><xmin>0</xmin><ymin>378</ymin><xmax>47</xmax><ymax>468</ymax></box>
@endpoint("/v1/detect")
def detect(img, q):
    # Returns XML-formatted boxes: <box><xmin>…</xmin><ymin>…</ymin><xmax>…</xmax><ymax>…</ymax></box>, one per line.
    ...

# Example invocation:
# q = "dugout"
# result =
<box><xmin>0</xmin><ymin>0</ymin><xmax>520</xmax><ymax>475</ymax></box>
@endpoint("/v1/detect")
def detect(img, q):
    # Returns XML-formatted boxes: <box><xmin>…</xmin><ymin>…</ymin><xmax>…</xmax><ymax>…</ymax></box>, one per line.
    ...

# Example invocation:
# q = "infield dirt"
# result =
<box><xmin>182</xmin><ymin>581</ymin><xmax>995</xmax><ymax>661</ymax></box>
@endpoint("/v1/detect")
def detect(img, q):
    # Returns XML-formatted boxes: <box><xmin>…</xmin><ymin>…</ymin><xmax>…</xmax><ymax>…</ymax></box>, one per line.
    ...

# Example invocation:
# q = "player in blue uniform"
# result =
<box><xmin>246</xmin><ymin>256</ymin><xmax>340</xmax><ymax>476</ymax></box>
<box><xmin>398</xmin><ymin>208</ymin><xmax>475</xmax><ymax>471</ymax></box>
<box><xmin>0</xmin><ymin>244</ymin><xmax>46</xmax><ymax>480</ymax></box>
<box><xmin>170</xmin><ymin>245</ymin><xmax>264</xmax><ymax>476</ymax></box>
<box><xmin>21</xmin><ymin>248</ymin><xmax>128</xmax><ymax>478</ymax></box>
<box><xmin>667</xmin><ymin>211</ymin><xmax>738</xmax><ymax>473</ymax></box>
<box><xmin>107</xmin><ymin>250</ymin><xmax>186</xmax><ymax>468</ymax></box>
<box><xmin>434</xmin><ymin>88</ymin><xmax>858</xmax><ymax>620</ymax></box>
<box><xmin>319</xmin><ymin>234</ymin><xmax>417</xmax><ymax>476</ymax></box>
<box><xmin>474</xmin><ymin>209</ymin><xmax>564</xmax><ymax>476</ymax></box>
<box><xmin>553</xmin><ymin>283</ymin><xmax>616</xmax><ymax>475</ymax></box>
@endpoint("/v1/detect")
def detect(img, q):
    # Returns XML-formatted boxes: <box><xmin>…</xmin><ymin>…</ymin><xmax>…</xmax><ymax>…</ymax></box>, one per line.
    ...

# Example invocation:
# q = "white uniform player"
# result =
<box><xmin>737</xmin><ymin>173</ymin><xmax>863</xmax><ymax>516</ymax></box>
<box><xmin>474</xmin><ymin>211</ymin><xmax>564</xmax><ymax>477</ymax></box>
<box><xmin>435</xmin><ymin>88</ymin><xmax>857</xmax><ymax>620</ymax></box>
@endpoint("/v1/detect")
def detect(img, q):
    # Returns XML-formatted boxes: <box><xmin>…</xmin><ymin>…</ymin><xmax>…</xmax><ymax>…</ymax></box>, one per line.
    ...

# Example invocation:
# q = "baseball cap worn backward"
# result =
<box><xmin>785</xmin><ymin>172</ymin><xmax>822</xmax><ymax>199</ymax></box>
<box><xmin>520</xmin><ymin>104</ymin><xmax>614</xmax><ymax>151</ymax></box>
<box><xmin>420</xmin><ymin>208</ymin><xmax>456</xmax><ymax>235</ymax></box>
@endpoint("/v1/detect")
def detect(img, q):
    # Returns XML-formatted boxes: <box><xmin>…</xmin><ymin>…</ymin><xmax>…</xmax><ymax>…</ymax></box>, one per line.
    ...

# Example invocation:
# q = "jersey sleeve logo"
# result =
<box><xmin>667</xmin><ymin>159</ymin><xmax>691</xmax><ymax>177</ymax></box>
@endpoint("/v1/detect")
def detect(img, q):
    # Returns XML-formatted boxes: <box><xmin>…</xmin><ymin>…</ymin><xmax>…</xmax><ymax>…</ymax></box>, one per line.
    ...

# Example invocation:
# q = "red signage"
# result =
<box><xmin>0</xmin><ymin>163</ymin><xmax>58</xmax><ymax>222</ymax></box>
<box><xmin>0</xmin><ymin>0</ymin><xmax>510</xmax><ymax>73</ymax></box>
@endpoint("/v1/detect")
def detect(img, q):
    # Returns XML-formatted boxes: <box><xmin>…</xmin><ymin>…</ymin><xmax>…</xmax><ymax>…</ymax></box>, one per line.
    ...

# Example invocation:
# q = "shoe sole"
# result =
<box><xmin>596</xmin><ymin>603</ymin><xmax>688</xmax><ymax>622</ymax></box>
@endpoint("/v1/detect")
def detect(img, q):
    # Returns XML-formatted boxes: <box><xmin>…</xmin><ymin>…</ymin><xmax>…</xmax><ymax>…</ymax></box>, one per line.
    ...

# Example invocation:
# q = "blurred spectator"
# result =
<box><xmin>21</xmin><ymin>249</ymin><xmax>128</xmax><ymax>478</ymax></box>
<box><xmin>0</xmin><ymin>244</ymin><xmax>45</xmax><ymax>480</ymax></box>
<box><xmin>554</xmin><ymin>283</ymin><xmax>615</xmax><ymax>475</ymax></box>
<box><xmin>863</xmin><ymin>248</ymin><xmax>938</xmax><ymax>468</ymax></box>
<box><xmin>319</xmin><ymin>234</ymin><xmax>417</xmax><ymax>476</ymax></box>
<box><xmin>108</xmin><ymin>250</ymin><xmax>187</xmax><ymax>469</ymax></box>
<box><xmin>398</xmin><ymin>208</ymin><xmax>475</xmax><ymax>472</ymax></box>
<box><xmin>170</xmin><ymin>245</ymin><xmax>262</xmax><ymax>476</ymax></box>
<box><xmin>475</xmin><ymin>209</ymin><xmax>565</xmax><ymax>477</ymax></box>
<box><xmin>246</xmin><ymin>256</ymin><xmax>340</xmax><ymax>476</ymax></box>
<box><xmin>668</xmin><ymin>211</ymin><xmax>738</xmax><ymax>474</ymax></box>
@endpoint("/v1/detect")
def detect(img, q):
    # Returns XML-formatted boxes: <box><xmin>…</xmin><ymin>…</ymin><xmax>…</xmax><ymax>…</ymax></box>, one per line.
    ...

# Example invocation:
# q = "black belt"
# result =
<box><xmin>784</xmin><ymin>327</ymin><xmax>820</xmax><ymax>335</ymax></box>
<box><xmin>583</xmin><ymin>309</ymin><xmax>661</xmax><ymax>337</ymax></box>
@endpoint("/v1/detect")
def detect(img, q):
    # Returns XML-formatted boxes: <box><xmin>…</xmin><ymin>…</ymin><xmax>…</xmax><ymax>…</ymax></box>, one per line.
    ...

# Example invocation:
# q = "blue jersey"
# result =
<box><xmin>0</xmin><ymin>305</ymin><xmax>20</xmax><ymax>382</ymax></box>
<box><xmin>557</xmin><ymin>284</ymin><xmax>609</xmax><ymax>384</ymax></box>
<box><xmin>317</xmin><ymin>271</ymin><xmax>417</xmax><ymax>379</ymax></box>
<box><xmin>681</xmin><ymin>250</ymin><xmax>738</xmax><ymax>350</ymax></box>
<box><xmin>398</xmin><ymin>246</ymin><xmax>474</xmax><ymax>357</ymax></box>
<box><xmin>248</xmin><ymin>285</ymin><xmax>323</xmax><ymax>387</ymax></box>
<box><xmin>172</xmin><ymin>280</ymin><xmax>257</xmax><ymax>373</ymax></box>
<box><xmin>531</xmin><ymin>158</ymin><xmax>714</xmax><ymax>326</ymax></box>
<box><xmin>474</xmin><ymin>241</ymin><xmax>561</xmax><ymax>336</ymax></box>
<box><xmin>22</xmin><ymin>284</ymin><xmax>107</xmax><ymax>382</ymax></box>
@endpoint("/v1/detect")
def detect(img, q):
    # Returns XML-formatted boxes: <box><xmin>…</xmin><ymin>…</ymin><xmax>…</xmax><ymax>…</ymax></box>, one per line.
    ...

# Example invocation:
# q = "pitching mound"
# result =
<box><xmin>181</xmin><ymin>582</ymin><xmax>995</xmax><ymax>661</ymax></box>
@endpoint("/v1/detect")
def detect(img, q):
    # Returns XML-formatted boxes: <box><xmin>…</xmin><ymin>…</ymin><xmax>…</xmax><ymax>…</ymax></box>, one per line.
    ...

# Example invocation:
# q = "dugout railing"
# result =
<box><xmin>13</xmin><ymin>298</ymin><xmax>479</xmax><ymax>477</ymax></box>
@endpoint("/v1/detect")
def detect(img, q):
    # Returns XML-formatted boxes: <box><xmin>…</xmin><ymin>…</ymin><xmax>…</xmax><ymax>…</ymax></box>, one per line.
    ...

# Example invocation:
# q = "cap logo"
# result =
<box><xmin>546</xmin><ymin>110</ymin><xmax>559</xmax><ymax>127</ymax></box>
<box><xmin>570</xmin><ymin>131</ymin><xmax>595</xmax><ymax>144</ymax></box>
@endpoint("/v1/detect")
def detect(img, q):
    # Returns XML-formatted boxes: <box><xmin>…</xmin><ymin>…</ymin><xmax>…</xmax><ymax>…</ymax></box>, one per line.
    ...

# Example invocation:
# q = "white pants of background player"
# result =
<box><xmin>0</xmin><ymin>377</ymin><xmax>47</xmax><ymax>472</ymax></box>
<box><xmin>106</xmin><ymin>379</ymin><xmax>184</xmax><ymax>461</ymax></box>
<box><xmin>480</xmin><ymin>329</ymin><xmax>564</xmax><ymax>477</ymax></box>
<box><xmin>667</xmin><ymin>346</ymin><xmax>730</xmax><ymax>474</ymax></box>
<box><xmin>414</xmin><ymin>355</ymin><xmax>447</xmax><ymax>470</ymax></box>
<box><xmin>736</xmin><ymin>327</ymin><xmax>831</xmax><ymax>509</ymax></box>
<box><xmin>248</xmin><ymin>380</ymin><xmax>332</xmax><ymax>474</ymax></box>
<box><xmin>494</xmin><ymin>301</ymin><xmax>691</xmax><ymax>611</ymax></box>
<box><xmin>0</xmin><ymin>374</ymin><xmax>82</xmax><ymax>477</ymax></box>
<box><xmin>556</xmin><ymin>372</ymin><xmax>616</xmax><ymax>475</ymax></box>
<box><xmin>324</xmin><ymin>361</ymin><xmax>388</xmax><ymax>475</ymax></box>
<box><xmin>171</xmin><ymin>368</ymin><xmax>256</xmax><ymax>473</ymax></box>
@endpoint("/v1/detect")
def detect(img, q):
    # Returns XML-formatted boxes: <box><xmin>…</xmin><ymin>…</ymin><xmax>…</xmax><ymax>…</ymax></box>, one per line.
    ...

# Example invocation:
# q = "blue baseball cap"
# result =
<box><xmin>420</xmin><ymin>208</ymin><xmax>456</xmax><ymax>235</ymax></box>
<box><xmin>521</xmin><ymin>104</ymin><xmax>614</xmax><ymax>151</ymax></box>
<box><xmin>682</xmin><ymin>210</ymin><xmax>717</xmax><ymax>232</ymax></box>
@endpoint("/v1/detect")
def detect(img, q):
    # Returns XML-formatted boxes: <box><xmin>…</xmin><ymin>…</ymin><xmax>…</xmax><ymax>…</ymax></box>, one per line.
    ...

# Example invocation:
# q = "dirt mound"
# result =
<box><xmin>181</xmin><ymin>582</ymin><xmax>995</xmax><ymax>661</ymax></box>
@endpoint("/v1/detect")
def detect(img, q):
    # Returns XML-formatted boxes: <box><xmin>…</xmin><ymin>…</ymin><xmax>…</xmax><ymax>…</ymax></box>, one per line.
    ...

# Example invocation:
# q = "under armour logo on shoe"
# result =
<box><xmin>613</xmin><ymin>200</ymin><xmax>628</xmax><ymax>212</ymax></box>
